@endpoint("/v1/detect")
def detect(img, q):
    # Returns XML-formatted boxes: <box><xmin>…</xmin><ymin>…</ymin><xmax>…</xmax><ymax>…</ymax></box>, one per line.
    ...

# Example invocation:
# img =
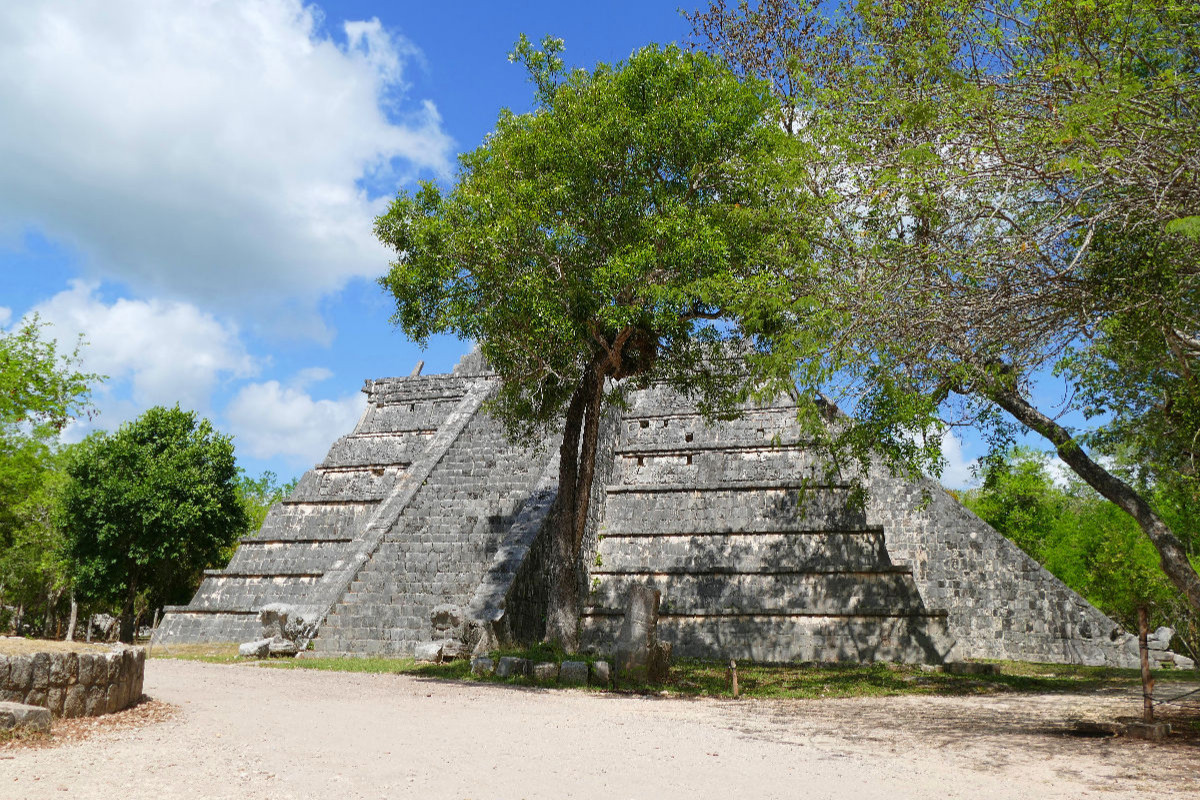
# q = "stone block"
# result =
<box><xmin>470</xmin><ymin>657</ymin><xmax>494</xmax><ymax>676</ymax></box>
<box><xmin>45</xmin><ymin>687</ymin><xmax>65</xmax><ymax>716</ymax></box>
<box><xmin>267</xmin><ymin>637</ymin><xmax>299</xmax><ymax>657</ymax></box>
<box><xmin>559</xmin><ymin>661</ymin><xmax>588</xmax><ymax>686</ymax></box>
<box><xmin>30</xmin><ymin>652</ymin><xmax>51</xmax><ymax>689</ymax></box>
<box><xmin>613</xmin><ymin>584</ymin><xmax>661</xmax><ymax>682</ymax></box>
<box><xmin>414</xmin><ymin>642</ymin><xmax>443</xmax><ymax>662</ymax></box>
<box><xmin>63</xmin><ymin>685</ymin><xmax>87</xmax><ymax>718</ymax></box>
<box><xmin>105</xmin><ymin>684</ymin><xmax>121</xmax><ymax>714</ymax></box>
<box><xmin>0</xmin><ymin>701</ymin><xmax>51</xmax><ymax>733</ymax></box>
<box><xmin>648</xmin><ymin>642</ymin><xmax>671</xmax><ymax>683</ymax></box>
<box><xmin>8</xmin><ymin>655</ymin><xmax>31</xmax><ymax>690</ymax></box>
<box><xmin>25</xmin><ymin>689</ymin><xmax>47</xmax><ymax>709</ymax></box>
<box><xmin>590</xmin><ymin>661</ymin><xmax>612</xmax><ymax>687</ymax></box>
<box><xmin>49</xmin><ymin>653</ymin><xmax>77</xmax><ymax>686</ymax></box>
<box><xmin>84</xmin><ymin>685</ymin><xmax>107</xmax><ymax>716</ymax></box>
<box><xmin>239</xmin><ymin>639</ymin><xmax>271</xmax><ymax>658</ymax></box>
<box><xmin>258</xmin><ymin>603</ymin><xmax>296</xmax><ymax>639</ymax></box>
<box><xmin>532</xmin><ymin>662</ymin><xmax>559</xmax><ymax>682</ymax></box>
<box><xmin>495</xmin><ymin>657</ymin><xmax>529</xmax><ymax>679</ymax></box>
<box><xmin>431</xmin><ymin>604</ymin><xmax>463</xmax><ymax>629</ymax></box>
<box><xmin>1125</xmin><ymin>721</ymin><xmax>1171</xmax><ymax>741</ymax></box>
<box><xmin>943</xmin><ymin>662</ymin><xmax>999</xmax><ymax>676</ymax></box>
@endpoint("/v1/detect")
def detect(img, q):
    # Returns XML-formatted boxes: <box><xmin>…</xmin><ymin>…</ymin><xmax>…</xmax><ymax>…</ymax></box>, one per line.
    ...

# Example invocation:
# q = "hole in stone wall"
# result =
<box><xmin>637</xmin><ymin>456</ymin><xmax>644</xmax><ymax>467</ymax></box>
<box><xmin>686</xmin><ymin>455</ymin><xmax>693</xmax><ymax>465</ymax></box>
<box><xmin>371</xmin><ymin>467</ymin><xmax>385</xmax><ymax>477</ymax></box>
<box><xmin>685</xmin><ymin>432</ymin><xmax>694</xmax><ymax>442</ymax></box>
<box><xmin>640</xmin><ymin>420</ymin><xmax>650</xmax><ymax>429</ymax></box>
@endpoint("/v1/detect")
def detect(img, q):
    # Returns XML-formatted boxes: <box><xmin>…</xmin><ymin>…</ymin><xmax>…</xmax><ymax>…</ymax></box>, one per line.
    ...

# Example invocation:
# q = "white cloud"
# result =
<box><xmin>226</xmin><ymin>375</ymin><xmax>365</xmax><ymax>465</ymax></box>
<box><xmin>938</xmin><ymin>430</ymin><xmax>980</xmax><ymax>489</ymax></box>
<box><xmin>30</xmin><ymin>280</ymin><xmax>256</xmax><ymax>427</ymax></box>
<box><xmin>0</xmin><ymin>307</ymin><xmax>10</xmax><ymax>328</ymax></box>
<box><xmin>0</xmin><ymin>1</ymin><xmax>451</xmax><ymax>323</ymax></box>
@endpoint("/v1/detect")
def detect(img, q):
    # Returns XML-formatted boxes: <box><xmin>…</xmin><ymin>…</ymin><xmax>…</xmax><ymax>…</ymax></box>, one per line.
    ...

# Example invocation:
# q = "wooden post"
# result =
<box><xmin>729</xmin><ymin>659</ymin><xmax>739</xmax><ymax>699</ymax></box>
<box><xmin>1138</xmin><ymin>605</ymin><xmax>1155</xmax><ymax>723</ymax></box>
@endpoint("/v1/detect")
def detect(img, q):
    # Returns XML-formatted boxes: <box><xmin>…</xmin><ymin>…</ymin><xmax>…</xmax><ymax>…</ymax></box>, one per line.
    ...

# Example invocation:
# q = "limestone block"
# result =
<box><xmin>470</xmin><ymin>657</ymin><xmax>494</xmax><ymax>676</ymax></box>
<box><xmin>495</xmin><ymin>657</ymin><xmax>529</xmax><ymax>679</ymax></box>
<box><xmin>239</xmin><ymin>639</ymin><xmax>271</xmax><ymax>658</ymax></box>
<box><xmin>431</xmin><ymin>604</ymin><xmax>463</xmax><ymax>629</ymax></box>
<box><xmin>30</xmin><ymin>652</ymin><xmax>51</xmax><ymax>689</ymax></box>
<box><xmin>84</xmin><ymin>685</ymin><xmax>107</xmax><ymax>716</ymax></box>
<box><xmin>25</xmin><ymin>689</ymin><xmax>47</xmax><ymax>709</ymax></box>
<box><xmin>559</xmin><ymin>661</ymin><xmax>588</xmax><ymax>686</ymax></box>
<box><xmin>613</xmin><ymin>584</ymin><xmax>661</xmax><ymax>682</ymax></box>
<box><xmin>105</xmin><ymin>684</ymin><xmax>121</xmax><ymax>714</ymax></box>
<box><xmin>414</xmin><ymin>642</ymin><xmax>443</xmax><ymax>662</ymax></box>
<box><xmin>532</xmin><ymin>662</ymin><xmax>559</xmax><ymax>682</ymax></box>
<box><xmin>8</xmin><ymin>655</ymin><xmax>31</xmax><ymax>690</ymax></box>
<box><xmin>258</xmin><ymin>603</ymin><xmax>296</xmax><ymax>639</ymax></box>
<box><xmin>268</xmin><ymin>637</ymin><xmax>299</xmax><ymax>657</ymax></box>
<box><xmin>0</xmin><ymin>701</ymin><xmax>51</xmax><ymax>733</ymax></box>
<box><xmin>45</xmin><ymin>687</ymin><xmax>65</xmax><ymax>716</ymax></box>
<box><xmin>63</xmin><ymin>685</ymin><xmax>88</xmax><ymax>718</ymax></box>
<box><xmin>49</xmin><ymin>653</ymin><xmax>76</xmax><ymax>687</ymax></box>
<box><xmin>590</xmin><ymin>661</ymin><xmax>612</xmax><ymax>687</ymax></box>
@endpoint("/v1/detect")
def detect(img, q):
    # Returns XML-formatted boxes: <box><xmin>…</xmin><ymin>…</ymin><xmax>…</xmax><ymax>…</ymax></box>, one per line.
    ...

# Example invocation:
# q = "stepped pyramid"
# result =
<box><xmin>158</xmin><ymin>354</ymin><xmax>1151</xmax><ymax>668</ymax></box>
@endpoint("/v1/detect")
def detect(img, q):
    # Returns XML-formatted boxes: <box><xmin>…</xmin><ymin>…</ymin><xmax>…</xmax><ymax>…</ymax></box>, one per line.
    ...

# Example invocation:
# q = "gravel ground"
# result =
<box><xmin>2</xmin><ymin>659</ymin><xmax>1198</xmax><ymax>800</ymax></box>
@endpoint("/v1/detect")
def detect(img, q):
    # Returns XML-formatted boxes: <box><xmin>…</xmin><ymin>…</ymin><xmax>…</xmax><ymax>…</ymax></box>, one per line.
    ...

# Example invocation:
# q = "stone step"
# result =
<box><xmin>322</xmin><ymin>430</ymin><xmax>436</xmax><ymax>468</ymax></box>
<box><xmin>601</xmin><ymin>485</ymin><xmax>867</xmax><ymax>534</ymax></box>
<box><xmin>356</xmin><ymin>396</ymin><xmax>466</xmax><ymax>434</ymax></box>
<box><xmin>289</xmin><ymin>466</ymin><xmax>406</xmax><ymax>503</ymax></box>
<box><xmin>579</xmin><ymin>611</ymin><xmax>954</xmax><ymax>664</ymax></box>
<box><xmin>154</xmin><ymin>609</ymin><xmax>262</xmax><ymax>645</ymax></box>
<box><xmin>588</xmin><ymin>571</ymin><xmax>926</xmax><ymax>615</ymax></box>
<box><xmin>186</xmin><ymin>575</ymin><xmax>324</xmax><ymax>612</ymax></box>
<box><xmin>223</xmin><ymin>539</ymin><xmax>355</xmax><ymax>577</ymax></box>
<box><xmin>614</xmin><ymin>447</ymin><xmax>840</xmax><ymax>487</ymax></box>
<box><xmin>618</xmin><ymin>407</ymin><xmax>807</xmax><ymax>450</ymax></box>
<box><xmin>258</xmin><ymin>502</ymin><xmax>377</xmax><ymax>541</ymax></box>
<box><xmin>597</xmin><ymin>530</ymin><xmax>890</xmax><ymax>572</ymax></box>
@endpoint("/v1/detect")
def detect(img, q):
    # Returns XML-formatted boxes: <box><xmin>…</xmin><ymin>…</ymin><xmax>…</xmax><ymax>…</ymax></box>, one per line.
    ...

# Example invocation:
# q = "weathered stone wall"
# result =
<box><xmin>315</xmin><ymin>395</ymin><xmax>560</xmax><ymax>654</ymax></box>
<box><xmin>867</xmin><ymin>472</ymin><xmax>1143</xmax><ymax>667</ymax></box>
<box><xmin>0</xmin><ymin>647</ymin><xmax>145</xmax><ymax>718</ymax></box>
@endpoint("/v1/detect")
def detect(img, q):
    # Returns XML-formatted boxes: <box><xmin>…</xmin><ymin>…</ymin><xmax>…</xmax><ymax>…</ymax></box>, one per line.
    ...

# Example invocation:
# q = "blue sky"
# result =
<box><xmin>0</xmin><ymin>0</ymin><xmax>997</xmax><ymax>486</ymax></box>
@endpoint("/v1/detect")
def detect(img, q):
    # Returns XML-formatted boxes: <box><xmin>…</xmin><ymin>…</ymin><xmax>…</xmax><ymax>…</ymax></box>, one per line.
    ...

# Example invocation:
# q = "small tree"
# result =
<box><xmin>377</xmin><ymin>39</ymin><xmax>810</xmax><ymax>647</ymax></box>
<box><xmin>0</xmin><ymin>316</ymin><xmax>98</xmax><ymax>635</ymax></box>
<box><xmin>60</xmin><ymin>406</ymin><xmax>247</xmax><ymax>641</ymax></box>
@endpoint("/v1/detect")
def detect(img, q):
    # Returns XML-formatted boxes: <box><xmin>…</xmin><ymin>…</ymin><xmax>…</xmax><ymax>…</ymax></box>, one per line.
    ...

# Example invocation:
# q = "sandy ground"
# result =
<box><xmin>2</xmin><ymin>660</ymin><xmax>1198</xmax><ymax>800</ymax></box>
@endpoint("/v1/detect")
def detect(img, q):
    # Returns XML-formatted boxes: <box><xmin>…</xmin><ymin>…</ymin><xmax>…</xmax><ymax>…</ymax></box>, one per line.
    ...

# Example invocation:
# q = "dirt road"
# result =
<box><xmin>3</xmin><ymin>660</ymin><xmax>1197</xmax><ymax>799</ymax></box>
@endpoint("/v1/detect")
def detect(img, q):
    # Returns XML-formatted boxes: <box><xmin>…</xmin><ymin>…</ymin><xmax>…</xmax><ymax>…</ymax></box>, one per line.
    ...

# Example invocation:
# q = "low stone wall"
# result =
<box><xmin>0</xmin><ymin>646</ymin><xmax>145</xmax><ymax>718</ymax></box>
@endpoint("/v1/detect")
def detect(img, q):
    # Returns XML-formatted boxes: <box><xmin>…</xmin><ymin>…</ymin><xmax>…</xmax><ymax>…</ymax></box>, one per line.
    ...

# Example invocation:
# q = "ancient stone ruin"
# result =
<box><xmin>157</xmin><ymin>352</ymin><xmax>1184</xmax><ymax>669</ymax></box>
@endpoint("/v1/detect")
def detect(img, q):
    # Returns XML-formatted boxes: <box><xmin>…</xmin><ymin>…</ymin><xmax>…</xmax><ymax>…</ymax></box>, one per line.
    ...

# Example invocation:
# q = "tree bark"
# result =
<box><xmin>65</xmin><ymin>592</ymin><xmax>78</xmax><ymax>642</ymax></box>
<box><xmin>544</xmin><ymin>362</ymin><xmax>606</xmax><ymax>650</ymax></box>
<box><xmin>119</xmin><ymin>581</ymin><xmax>139</xmax><ymax>643</ymax></box>
<box><xmin>989</xmin><ymin>386</ymin><xmax>1200</xmax><ymax>612</ymax></box>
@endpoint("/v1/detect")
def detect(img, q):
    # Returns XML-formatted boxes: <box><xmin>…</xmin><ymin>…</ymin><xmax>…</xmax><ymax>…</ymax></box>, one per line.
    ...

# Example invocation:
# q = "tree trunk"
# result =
<box><xmin>119</xmin><ymin>582</ymin><xmax>139</xmax><ymax>643</ymax></box>
<box><xmin>65</xmin><ymin>592</ymin><xmax>78</xmax><ymax>642</ymax></box>
<box><xmin>990</xmin><ymin>386</ymin><xmax>1200</xmax><ymax>612</ymax></box>
<box><xmin>544</xmin><ymin>364</ymin><xmax>606</xmax><ymax>650</ymax></box>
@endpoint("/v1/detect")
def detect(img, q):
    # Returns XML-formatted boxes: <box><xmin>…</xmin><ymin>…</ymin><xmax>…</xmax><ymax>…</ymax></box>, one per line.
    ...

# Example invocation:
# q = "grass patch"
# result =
<box><xmin>148</xmin><ymin>642</ymin><xmax>241</xmax><ymax>663</ymax></box>
<box><xmin>164</xmin><ymin>644</ymin><xmax>1198</xmax><ymax>701</ymax></box>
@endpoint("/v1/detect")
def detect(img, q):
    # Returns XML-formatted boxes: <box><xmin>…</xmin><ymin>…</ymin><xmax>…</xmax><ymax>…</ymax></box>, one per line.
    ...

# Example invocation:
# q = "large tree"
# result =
<box><xmin>689</xmin><ymin>0</ymin><xmax>1200</xmax><ymax>609</ymax></box>
<box><xmin>60</xmin><ymin>406</ymin><xmax>247</xmax><ymax>641</ymax></box>
<box><xmin>376</xmin><ymin>39</ymin><xmax>810</xmax><ymax>647</ymax></box>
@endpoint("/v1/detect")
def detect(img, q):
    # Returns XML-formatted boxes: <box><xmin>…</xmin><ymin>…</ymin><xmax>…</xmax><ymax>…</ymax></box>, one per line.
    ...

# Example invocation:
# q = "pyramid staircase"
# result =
<box><xmin>155</xmin><ymin>370</ymin><xmax>486</xmax><ymax>645</ymax></box>
<box><xmin>579</xmin><ymin>389</ymin><xmax>955</xmax><ymax>663</ymax></box>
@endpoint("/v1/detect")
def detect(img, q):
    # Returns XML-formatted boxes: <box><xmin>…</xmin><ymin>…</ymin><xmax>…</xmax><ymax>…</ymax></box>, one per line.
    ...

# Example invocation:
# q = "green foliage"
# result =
<box><xmin>59</xmin><ymin>406</ymin><xmax>247</xmax><ymax>637</ymax></box>
<box><xmin>0</xmin><ymin>316</ymin><xmax>100</xmax><ymax>634</ymax></box>
<box><xmin>376</xmin><ymin>41</ymin><xmax>812</xmax><ymax>434</ymax></box>
<box><xmin>962</xmin><ymin>449</ymin><xmax>1199</xmax><ymax>655</ymax></box>
<box><xmin>235</xmin><ymin>469</ymin><xmax>296</xmax><ymax>535</ymax></box>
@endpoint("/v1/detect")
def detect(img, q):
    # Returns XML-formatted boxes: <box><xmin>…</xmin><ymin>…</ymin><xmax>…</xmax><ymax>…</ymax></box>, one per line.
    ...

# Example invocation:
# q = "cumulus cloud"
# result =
<box><xmin>225</xmin><ymin>374</ymin><xmax>365</xmax><ymax>465</ymax></box>
<box><xmin>0</xmin><ymin>1</ymin><xmax>451</xmax><ymax>320</ymax></box>
<box><xmin>29</xmin><ymin>280</ymin><xmax>257</xmax><ymax>426</ymax></box>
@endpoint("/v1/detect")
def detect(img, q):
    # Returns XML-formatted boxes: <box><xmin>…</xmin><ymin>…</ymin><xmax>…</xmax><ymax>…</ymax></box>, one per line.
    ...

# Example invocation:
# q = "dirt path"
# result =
<box><xmin>3</xmin><ymin>660</ymin><xmax>1197</xmax><ymax>799</ymax></box>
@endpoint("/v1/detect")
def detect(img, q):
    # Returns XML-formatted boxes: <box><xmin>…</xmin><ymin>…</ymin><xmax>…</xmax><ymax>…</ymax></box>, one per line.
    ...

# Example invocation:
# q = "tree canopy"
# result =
<box><xmin>377</xmin><ymin>40</ymin><xmax>811</xmax><ymax>645</ymax></box>
<box><xmin>690</xmin><ymin>0</ymin><xmax>1200</xmax><ymax>611</ymax></box>
<box><xmin>60</xmin><ymin>405</ymin><xmax>247</xmax><ymax>641</ymax></box>
<box><xmin>0</xmin><ymin>316</ymin><xmax>99</xmax><ymax>635</ymax></box>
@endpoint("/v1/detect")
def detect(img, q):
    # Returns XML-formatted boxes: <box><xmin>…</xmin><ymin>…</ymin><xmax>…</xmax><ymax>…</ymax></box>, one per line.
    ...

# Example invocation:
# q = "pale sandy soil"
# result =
<box><xmin>2</xmin><ymin>659</ymin><xmax>1197</xmax><ymax>800</ymax></box>
<box><xmin>0</xmin><ymin>638</ymin><xmax>111</xmax><ymax>655</ymax></box>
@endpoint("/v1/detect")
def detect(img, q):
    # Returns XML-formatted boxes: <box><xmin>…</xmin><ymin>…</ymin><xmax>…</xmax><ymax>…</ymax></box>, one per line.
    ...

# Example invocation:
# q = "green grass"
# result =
<box><xmin>161</xmin><ymin>643</ymin><xmax>1197</xmax><ymax>701</ymax></box>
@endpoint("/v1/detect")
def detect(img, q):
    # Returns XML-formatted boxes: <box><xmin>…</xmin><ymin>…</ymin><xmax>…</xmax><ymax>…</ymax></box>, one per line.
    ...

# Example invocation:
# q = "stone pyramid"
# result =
<box><xmin>158</xmin><ymin>353</ymin><xmax>1154</xmax><ymax>668</ymax></box>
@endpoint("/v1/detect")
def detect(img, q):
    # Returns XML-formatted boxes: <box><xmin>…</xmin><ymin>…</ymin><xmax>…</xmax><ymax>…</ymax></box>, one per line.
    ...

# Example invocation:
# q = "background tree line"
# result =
<box><xmin>0</xmin><ymin>317</ymin><xmax>293</xmax><ymax>641</ymax></box>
